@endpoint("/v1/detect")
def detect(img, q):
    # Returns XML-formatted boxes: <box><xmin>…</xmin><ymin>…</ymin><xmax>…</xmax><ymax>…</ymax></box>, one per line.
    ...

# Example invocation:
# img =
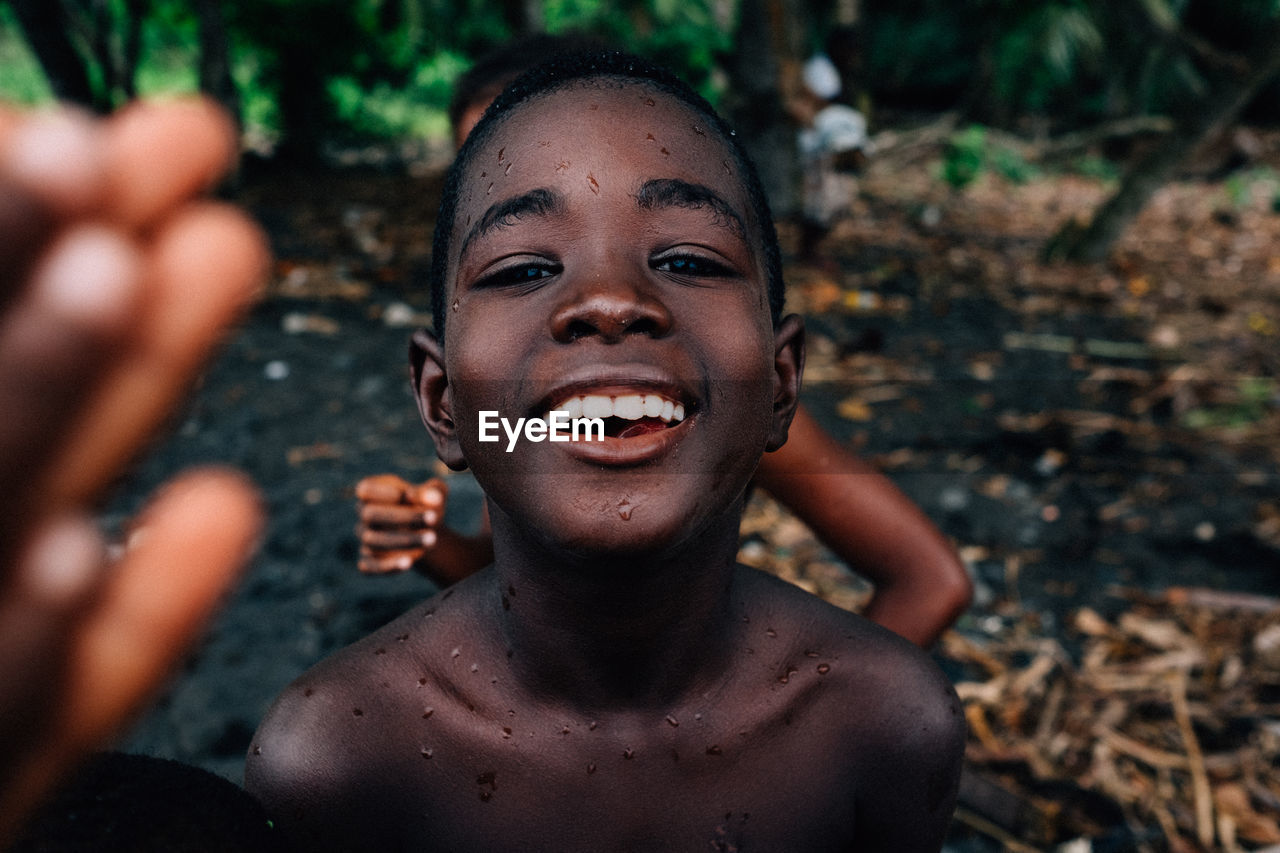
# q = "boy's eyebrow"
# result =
<box><xmin>634</xmin><ymin>178</ymin><xmax>747</xmax><ymax>239</ymax></box>
<box><xmin>459</xmin><ymin>187</ymin><xmax>565</xmax><ymax>257</ymax></box>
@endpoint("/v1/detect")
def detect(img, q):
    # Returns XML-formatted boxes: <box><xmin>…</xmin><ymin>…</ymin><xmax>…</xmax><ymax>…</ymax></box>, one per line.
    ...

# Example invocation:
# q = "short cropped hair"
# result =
<box><xmin>429</xmin><ymin>50</ymin><xmax>784</xmax><ymax>336</ymax></box>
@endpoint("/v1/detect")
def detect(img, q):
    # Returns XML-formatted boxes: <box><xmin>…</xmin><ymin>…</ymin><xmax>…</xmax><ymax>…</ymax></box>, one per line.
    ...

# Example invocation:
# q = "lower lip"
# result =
<box><xmin>556</xmin><ymin>415</ymin><xmax>693</xmax><ymax>467</ymax></box>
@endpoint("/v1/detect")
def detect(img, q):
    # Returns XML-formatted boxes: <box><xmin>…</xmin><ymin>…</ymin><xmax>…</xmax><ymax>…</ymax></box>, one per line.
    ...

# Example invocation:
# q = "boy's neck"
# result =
<box><xmin>484</xmin><ymin>502</ymin><xmax>746</xmax><ymax>713</ymax></box>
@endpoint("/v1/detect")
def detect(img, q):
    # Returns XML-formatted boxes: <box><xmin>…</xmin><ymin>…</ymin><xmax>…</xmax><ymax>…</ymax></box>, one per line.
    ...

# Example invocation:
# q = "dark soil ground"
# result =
<box><xmin>111</xmin><ymin>148</ymin><xmax>1280</xmax><ymax>848</ymax></box>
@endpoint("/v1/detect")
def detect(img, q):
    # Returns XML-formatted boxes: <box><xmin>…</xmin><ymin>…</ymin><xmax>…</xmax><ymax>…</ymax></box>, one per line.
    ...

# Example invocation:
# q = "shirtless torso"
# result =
<box><xmin>247</xmin><ymin>566</ymin><xmax>961</xmax><ymax>852</ymax></box>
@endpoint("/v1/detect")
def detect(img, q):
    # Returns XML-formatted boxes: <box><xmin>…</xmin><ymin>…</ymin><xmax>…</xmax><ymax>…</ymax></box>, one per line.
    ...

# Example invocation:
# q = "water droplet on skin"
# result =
<box><xmin>646</xmin><ymin>132</ymin><xmax>655</xmax><ymax>141</ymax></box>
<box><xmin>486</xmin><ymin>182</ymin><xmax>494</xmax><ymax>195</ymax></box>
<box><xmin>418</xmin><ymin>678</ymin><xmax>427</xmax><ymax>687</ymax></box>
<box><xmin>659</xmin><ymin>147</ymin><xmax>669</xmax><ymax>156</ymax></box>
<box><xmin>817</xmin><ymin>663</ymin><xmax>831</xmax><ymax>675</ymax></box>
<box><xmin>692</xmin><ymin>124</ymin><xmax>705</xmax><ymax>136</ymax></box>
<box><xmin>561</xmin><ymin>726</ymin><xmax>571</xmax><ymax>735</ymax></box>
<box><xmin>722</xmin><ymin>159</ymin><xmax>732</xmax><ymax>175</ymax></box>
<box><xmin>470</xmin><ymin>663</ymin><xmax>479</xmax><ymax>673</ymax></box>
<box><xmin>765</xmin><ymin>628</ymin><xmax>777</xmax><ymax>638</ymax></box>
<box><xmin>501</xmin><ymin>727</ymin><xmax>512</xmax><ymax>739</ymax></box>
<box><xmin>706</xmin><ymin>745</ymin><xmax>723</xmax><ymax>755</ymax></box>
<box><xmin>694</xmin><ymin>713</ymin><xmax>702</xmax><ymax>721</ymax></box>
<box><xmin>804</xmin><ymin>650</ymin><xmax>818</xmax><ymax>658</ymax></box>
<box><xmin>587</xmin><ymin>174</ymin><xmax>599</xmax><ymax>194</ymax></box>
<box><xmin>665</xmin><ymin>715</ymin><xmax>679</xmax><ymax>728</ymax></box>
<box><xmin>423</xmin><ymin>707</ymin><xmax>434</xmax><ymax>719</ymax></box>
<box><xmin>421</xmin><ymin>748</ymin><xmax>433</xmax><ymax>759</ymax></box>
<box><xmin>451</xmin><ymin>647</ymin><xmax>461</xmax><ymax>658</ymax></box>
<box><xmin>623</xmin><ymin>748</ymin><xmax>634</xmax><ymax>759</ymax></box>
<box><xmin>504</xmin><ymin>163</ymin><xmax>512</xmax><ymax>175</ymax></box>
<box><xmin>497</xmin><ymin>147</ymin><xmax>504</xmax><ymax>162</ymax></box>
<box><xmin>451</xmin><ymin>299</ymin><xmax>459</xmax><ymax>312</ymax></box>
<box><xmin>253</xmin><ymin>745</ymin><xmax>262</xmax><ymax>756</ymax></box>
<box><xmin>586</xmin><ymin>763</ymin><xmax>596</xmax><ymax>774</ymax></box>
<box><xmin>617</xmin><ymin>499</ymin><xmax>633</xmax><ymax>520</ymax></box>
<box><xmin>588</xmin><ymin>721</ymin><xmax>599</xmax><ymax>731</ymax></box>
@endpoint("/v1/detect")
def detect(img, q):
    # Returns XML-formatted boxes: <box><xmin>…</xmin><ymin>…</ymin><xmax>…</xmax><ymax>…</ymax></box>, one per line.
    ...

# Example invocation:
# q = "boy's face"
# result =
<box><xmin>416</xmin><ymin>83</ymin><xmax>802</xmax><ymax>559</ymax></box>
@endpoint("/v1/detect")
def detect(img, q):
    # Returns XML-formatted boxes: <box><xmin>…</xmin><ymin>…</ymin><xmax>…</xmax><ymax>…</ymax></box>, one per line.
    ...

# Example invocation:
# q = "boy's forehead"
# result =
<box><xmin>455</xmin><ymin>83</ymin><xmax>752</xmax><ymax>220</ymax></box>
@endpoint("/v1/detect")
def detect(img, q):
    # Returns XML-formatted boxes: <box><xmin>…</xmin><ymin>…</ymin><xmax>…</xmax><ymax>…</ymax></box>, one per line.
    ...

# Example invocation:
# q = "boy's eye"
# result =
<box><xmin>653</xmin><ymin>253</ymin><xmax>735</xmax><ymax>278</ymax></box>
<box><xmin>474</xmin><ymin>261</ymin><xmax>561</xmax><ymax>289</ymax></box>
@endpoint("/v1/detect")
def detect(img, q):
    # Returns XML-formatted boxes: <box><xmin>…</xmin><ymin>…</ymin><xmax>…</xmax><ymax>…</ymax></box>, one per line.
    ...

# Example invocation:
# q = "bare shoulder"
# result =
<box><xmin>245</xmin><ymin>576</ymin><xmax>492</xmax><ymax>849</ymax></box>
<box><xmin>734</xmin><ymin>567</ymin><xmax>964</xmax><ymax>850</ymax></box>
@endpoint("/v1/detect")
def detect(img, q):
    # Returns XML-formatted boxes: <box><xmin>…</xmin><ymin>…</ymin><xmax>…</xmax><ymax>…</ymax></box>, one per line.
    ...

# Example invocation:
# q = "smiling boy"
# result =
<box><xmin>246</xmin><ymin>52</ymin><xmax>963</xmax><ymax>851</ymax></box>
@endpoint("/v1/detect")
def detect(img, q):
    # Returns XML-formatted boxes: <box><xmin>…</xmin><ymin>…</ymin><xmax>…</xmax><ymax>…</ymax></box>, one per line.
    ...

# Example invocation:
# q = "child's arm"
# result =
<box><xmin>0</xmin><ymin>100</ymin><xmax>265</xmax><ymax>841</ymax></box>
<box><xmin>755</xmin><ymin>405</ymin><xmax>972</xmax><ymax>647</ymax></box>
<box><xmin>355</xmin><ymin>474</ymin><xmax>493</xmax><ymax>585</ymax></box>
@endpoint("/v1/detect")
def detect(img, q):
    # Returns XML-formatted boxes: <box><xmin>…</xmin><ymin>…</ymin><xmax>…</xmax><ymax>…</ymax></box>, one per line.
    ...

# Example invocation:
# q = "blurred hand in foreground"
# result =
<box><xmin>0</xmin><ymin>98</ymin><xmax>267</xmax><ymax>841</ymax></box>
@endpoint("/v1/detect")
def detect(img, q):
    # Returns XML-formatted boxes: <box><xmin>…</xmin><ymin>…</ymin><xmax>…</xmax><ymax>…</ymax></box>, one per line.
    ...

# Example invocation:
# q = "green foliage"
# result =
<box><xmin>1182</xmin><ymin>377</ymin><xmax>1277</xmax><ymax>430</ymax></box>
<box><xmin>0</xmin><ymin>8</ymin><xmax>53</xmax><ymax>104</ymax></box>
<box><xmin>1224</xmin><ymin>167</ymin><xmax>1280</xmax><ymax>210</ymax></box>
<box><xmin>1072</xmin><ymin>154</ymin><xmax>1120</xmax><ymax>182</ymax></box>
<box><xmin>942</xmin><ymin>125</ymin><xmax>987</xmax><ymax>189</ymax></box>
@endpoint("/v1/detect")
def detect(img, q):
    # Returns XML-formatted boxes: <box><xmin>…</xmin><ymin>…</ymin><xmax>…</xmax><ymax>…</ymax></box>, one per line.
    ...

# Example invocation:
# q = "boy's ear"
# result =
<box><xmin>409</xmin><ymin>328</ymin><xmax>467</xmax><ymax>471</ymax></box>
<box><xmin>766</xmin><ymin>314</ymin><xmax>805</xmax><ymax>452</ymax></box>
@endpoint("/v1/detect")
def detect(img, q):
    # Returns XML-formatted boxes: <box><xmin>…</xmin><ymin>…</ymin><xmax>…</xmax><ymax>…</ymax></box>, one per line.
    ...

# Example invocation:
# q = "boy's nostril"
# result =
<box><xmin>566</xmin><ymin>319</ymin><xmax>594</xmax><ymax>341</ymax></box>
<box><xmin>626</xmin><ymin>317</ymin><xmax>659</xmax><ymax>337</ymax></box>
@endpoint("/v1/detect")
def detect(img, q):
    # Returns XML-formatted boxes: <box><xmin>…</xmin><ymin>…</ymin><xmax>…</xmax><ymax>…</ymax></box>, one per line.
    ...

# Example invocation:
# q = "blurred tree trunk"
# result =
<box><xmin>8</xmin><ymin>0</ymin><xmax>102</xmax><ymax>110</ymax></box>
<box><xmin>723</xmin><ymin>0</ymin><xmax>804</xmax><ymax>218</ymax></box>
<box><xmin>1047</xmin><ymin>35</ymin><xmax>1280</xmax><ymax>264</ymax></box>
<box><xmin>194</xmin><ymin>0</ymin><xmax>240</xmax><ymax>126</ymax></box>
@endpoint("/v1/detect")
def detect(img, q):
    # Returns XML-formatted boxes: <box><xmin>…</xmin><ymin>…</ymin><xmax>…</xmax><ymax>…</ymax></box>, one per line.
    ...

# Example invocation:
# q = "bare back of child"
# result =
<box><xmin>247</xmin><ymin>52</ymin><xmax>963</xmax><ymax>852</ymax></box>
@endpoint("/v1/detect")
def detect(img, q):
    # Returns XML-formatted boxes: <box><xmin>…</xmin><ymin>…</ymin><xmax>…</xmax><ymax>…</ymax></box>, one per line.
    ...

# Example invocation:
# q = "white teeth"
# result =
<box><xmin>613</xmin><ymin>394</ymin><xmax>644</xmax><ymax>420</ymax></box>
<box><xmin>551</xmin><ymin>391</ymin><xmax>687</xmax><ymax>424</ymax></box>
<box><xmin>581</xmin><ymin>395</ymin><xmax>612</xmax><ymax>419</ymax></box>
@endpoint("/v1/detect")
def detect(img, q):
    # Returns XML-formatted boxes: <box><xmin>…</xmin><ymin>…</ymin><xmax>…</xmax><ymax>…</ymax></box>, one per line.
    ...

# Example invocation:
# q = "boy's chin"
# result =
<box><xmin>493</xmin><ymin>475</ymin><xmax>746</xmax><ymax>568</ymax></box>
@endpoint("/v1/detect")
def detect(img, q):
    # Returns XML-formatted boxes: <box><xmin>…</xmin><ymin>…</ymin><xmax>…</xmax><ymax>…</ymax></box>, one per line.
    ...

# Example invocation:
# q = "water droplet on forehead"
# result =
<box><xmin>504</xmin><ymin>163</ymin><xmax>512</xmax><ymax>175</ymax></box>
<box><xmin>817</xmin><ymin>663</ymin><xmax>831</xmax><ymax>675</ymax></box>
<box><xmin>665</xmin><ymin>715</ymin><xmax>679</xmax><ymax>727</ymax></box>
<box><xmin>486</xmin><ymin>182</ymin><xmax>494</xmax><ymax>195</ymax></box>
<box><xmin>645</xmin><ymin>97</ymin><xmax>655</xmax><ymax>107</ymax></box>
<box><xmin>451</xmin><ymin>299</ymin><xmax>459</xmax><ymax>312</ymax></box>
<box><xmin>497</xmin><ymin>147</ymin><xmax>504</xmax><ymax>161</ymax></box>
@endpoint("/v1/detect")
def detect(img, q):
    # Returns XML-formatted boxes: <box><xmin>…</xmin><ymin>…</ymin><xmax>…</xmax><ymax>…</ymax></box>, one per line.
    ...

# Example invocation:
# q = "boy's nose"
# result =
<box><xmin>549</xmin><ymin>275</ymin><xmax>673</xmax><ymax>343</ymax></box>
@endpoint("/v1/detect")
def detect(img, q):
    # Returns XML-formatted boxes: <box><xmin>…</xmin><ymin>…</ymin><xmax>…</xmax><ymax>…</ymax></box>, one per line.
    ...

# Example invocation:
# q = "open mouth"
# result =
<box><xmin>550</xmin><ymin>392</ymin><xmax>687</xmax><ymax>439</ymax></box>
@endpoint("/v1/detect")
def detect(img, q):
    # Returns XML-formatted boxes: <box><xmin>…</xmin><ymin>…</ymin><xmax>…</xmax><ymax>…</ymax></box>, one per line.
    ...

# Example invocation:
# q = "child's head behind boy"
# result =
<box><xmin>248</xmin><ymin>51</ymin><xmax>962</xmax><ymax>852</ymax></box>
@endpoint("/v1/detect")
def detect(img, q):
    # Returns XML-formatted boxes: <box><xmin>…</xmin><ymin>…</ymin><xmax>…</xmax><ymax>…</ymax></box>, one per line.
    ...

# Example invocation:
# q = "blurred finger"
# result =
<box><xmin>102</xmin><ymin>98</ymin><xmax>237</xmax><ymax>230</ymax></box>
<box><xmin>355</xmin><ymin>474</ymin><xmax>414</xmax><ymax>504</ymax></box>
<box><xmin>358</xmin><ymin>503</ymin><xmax>434</xmax><ymax>528</ymax></box>
<box><xmin>1</xmin><ymin>107</ymin><xmax>105</xmax><ymax>217</ymax></box>
<box><xmin>0</xmin><ymin>226</ymin><xmax>141</xmax><ymax>540</ymax></box>
<box><xmin>357</xmin><ymin>550</ymin><xmax>420</xmax><ymax>574</ymax></box>
<box><xmin>358</xmin><ymin>525</ymin><xmax>435</xmax><ymax>551</ymax></box>
<box><xmin>409</xmin><ymin>479</ymin><xmax>446</xmax><ymax>510</ymax></box>
<box><xmin>46</xmin><ymin>202</ymin><xmax>267</xmax><ymax>506</ymax></box>
<box><xmin>1</xmin><ymin>469</ymin><xmax>260</xmax><ymax>837</ymax></box>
